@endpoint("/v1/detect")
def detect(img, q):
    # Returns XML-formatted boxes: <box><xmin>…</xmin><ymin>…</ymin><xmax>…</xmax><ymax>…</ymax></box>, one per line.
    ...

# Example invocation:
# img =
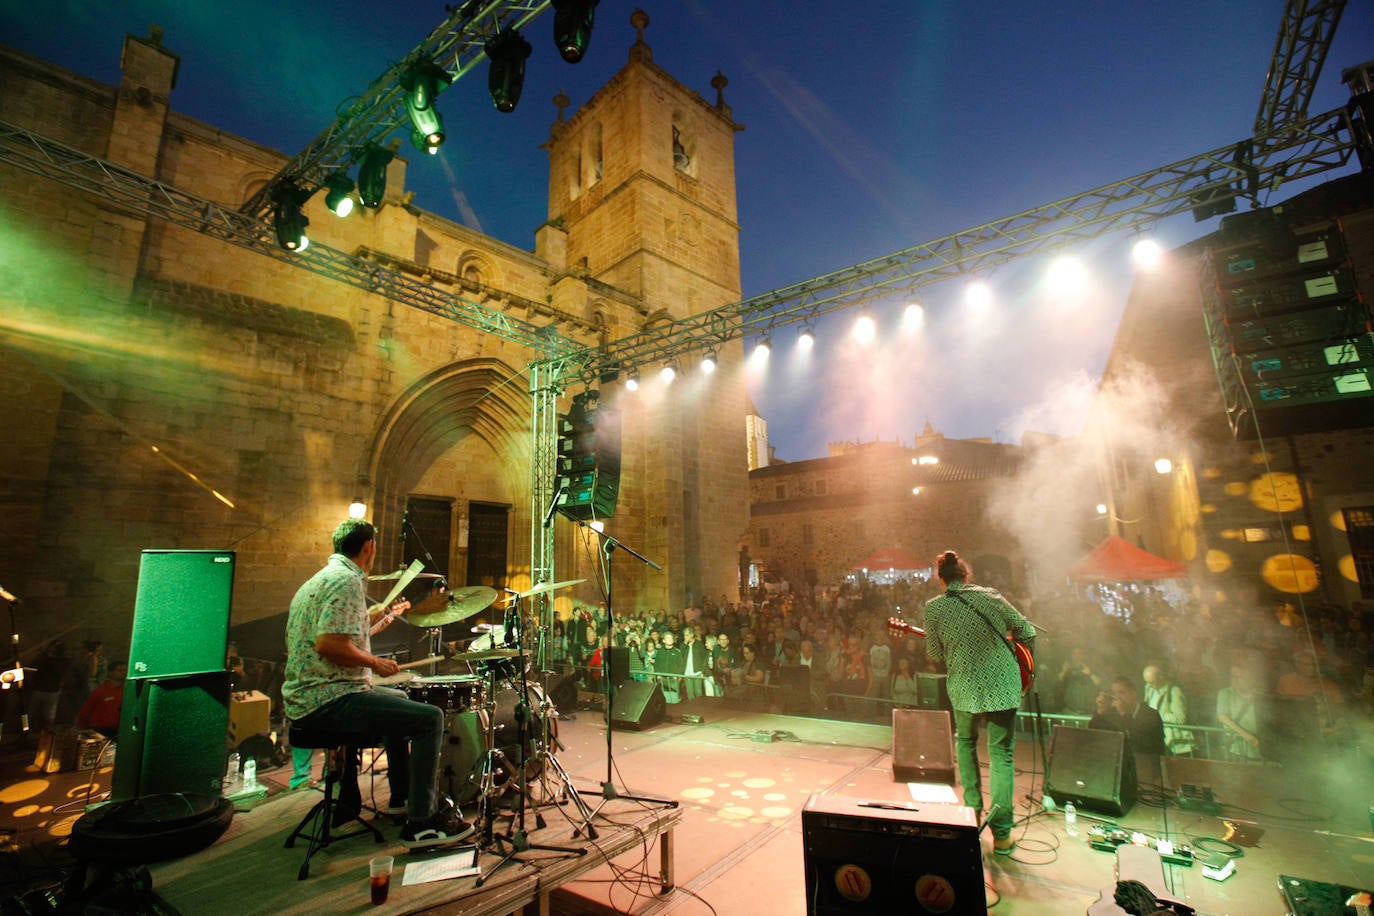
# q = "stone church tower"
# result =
<box><xmin>0</xmin><ymin>11</ymin><xmax>749</xmax><ymax>656</ymax></box>
<box><xmin>540</xmin><ymin>11</ymin><xmax>750</xmax><ymax>612</ymax></box>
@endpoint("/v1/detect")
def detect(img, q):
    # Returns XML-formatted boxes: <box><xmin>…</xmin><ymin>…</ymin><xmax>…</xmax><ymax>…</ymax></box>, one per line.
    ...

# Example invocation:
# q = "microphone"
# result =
<box><xmin>398</xmin><ymin>510</ymin><xmax>409</xmax><ymax>542</ymax></box>
<box><xmin>542</xmin><ymin>485</ymin><xmax>565</xmax><ymax>529</ymax></box>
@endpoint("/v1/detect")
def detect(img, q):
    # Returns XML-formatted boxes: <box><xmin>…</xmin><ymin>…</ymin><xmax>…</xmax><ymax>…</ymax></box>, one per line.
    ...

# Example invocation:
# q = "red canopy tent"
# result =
<box><xmin>1067</xmin><ymin>536</ymin><xmax>1187</xmax><ymax>582</ymax></box>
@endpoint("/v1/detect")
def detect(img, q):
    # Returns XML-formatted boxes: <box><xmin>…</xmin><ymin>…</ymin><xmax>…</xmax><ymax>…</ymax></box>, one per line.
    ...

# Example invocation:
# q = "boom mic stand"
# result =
<box><xmin>476</xmin><ymin>595</ymin><xmax>584</xmax><ymax>888</ymax></box>
<box><xmin>570</xmin><ymin>522</ymin><xmax>677</xmax><ymax>834</ymax></box>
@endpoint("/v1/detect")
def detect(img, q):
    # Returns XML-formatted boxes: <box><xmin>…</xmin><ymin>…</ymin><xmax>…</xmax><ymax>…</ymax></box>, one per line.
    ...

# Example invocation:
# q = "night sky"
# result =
<box><xmin>4</xmin><ymin>1</ymin><xmax>1371</xmax><ymax>459</ymax></box>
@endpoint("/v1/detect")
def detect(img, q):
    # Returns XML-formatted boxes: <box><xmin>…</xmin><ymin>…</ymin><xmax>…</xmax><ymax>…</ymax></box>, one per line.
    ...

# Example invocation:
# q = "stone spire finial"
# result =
<box><xmin>630</xmin><ymin>9</ymin><xmax>652</xmax><ymax>62</ymax></box>
<box><xmin>711</xmin><ymin>70</ymin><xmax>729</xmax><ymax>108</ymax></box>
<box><xmin>553</xmin><ymin>89</ymin><xmax>570</xmax><ymax>124</ymax></box>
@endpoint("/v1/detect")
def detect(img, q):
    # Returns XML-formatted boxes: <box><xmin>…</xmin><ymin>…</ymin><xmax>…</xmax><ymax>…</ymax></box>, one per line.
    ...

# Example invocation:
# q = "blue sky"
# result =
<box><xmin>4</xmin><ymin>1</ymin><xmax>1371</xmax><ymax>459</ymax></box>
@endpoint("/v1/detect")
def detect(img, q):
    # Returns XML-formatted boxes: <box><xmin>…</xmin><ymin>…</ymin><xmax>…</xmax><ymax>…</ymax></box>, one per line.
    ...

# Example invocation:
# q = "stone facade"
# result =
<box><xmin>0</xmin><ymin>22</ymin><xmax>749</xmax><ymax>654</ymax></box>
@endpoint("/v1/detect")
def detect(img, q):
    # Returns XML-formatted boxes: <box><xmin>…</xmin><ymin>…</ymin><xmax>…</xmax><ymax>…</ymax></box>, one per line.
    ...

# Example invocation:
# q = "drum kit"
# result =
<box><xmin>365</xmin><ymin>572</ymin><xmax>593</xmax><ymax>845</ymax></box>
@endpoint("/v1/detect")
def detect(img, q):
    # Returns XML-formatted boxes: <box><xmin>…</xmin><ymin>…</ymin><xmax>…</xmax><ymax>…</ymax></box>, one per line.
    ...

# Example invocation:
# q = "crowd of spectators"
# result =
<box><xmin>547</xmin><ymin>575</ymin><xmax>1374</xmax><ymax>765</ymax></box>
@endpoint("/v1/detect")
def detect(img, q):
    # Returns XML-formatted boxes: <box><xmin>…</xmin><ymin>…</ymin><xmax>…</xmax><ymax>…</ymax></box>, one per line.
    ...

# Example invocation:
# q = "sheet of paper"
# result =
<box><xmin>401</xmin><ymin>847</ymin><xmax>480</xmax><ymax>886</ymax></box>
<box><xmin>907</xmin><ymin>782</ymin><xmax>959</xmax><ymax>804</ymax></box>
<box><xmin>379</xmin><ymin>559</ymin><xmax>426</xmax><ymax>608</ymax></box>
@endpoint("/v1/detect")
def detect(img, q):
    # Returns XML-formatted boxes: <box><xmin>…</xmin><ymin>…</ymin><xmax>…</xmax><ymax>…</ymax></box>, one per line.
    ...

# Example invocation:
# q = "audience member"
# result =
<box><xmin>1142</xmin><ymin>662</ymin><xmax>1193</xmax><ymax>755</ymax></box>
<box><xmin>1089</xmin><ymin>676</ymin><xmax>1167</xmax><ymax>755</ymax></box>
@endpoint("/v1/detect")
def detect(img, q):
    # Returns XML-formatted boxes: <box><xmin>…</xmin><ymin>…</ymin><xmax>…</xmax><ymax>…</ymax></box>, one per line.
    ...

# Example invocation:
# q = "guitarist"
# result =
<box><xmin>919</xmin><ymin>550</ymin><xmax>1035</xmax><ymax>855</ymax></box>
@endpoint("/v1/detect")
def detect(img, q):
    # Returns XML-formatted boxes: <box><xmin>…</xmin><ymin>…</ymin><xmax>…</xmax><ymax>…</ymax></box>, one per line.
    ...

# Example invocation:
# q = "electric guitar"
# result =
<box><xmin>369</xmin><ymin>598</ymin><xmax>411</xmax><ymax>635</ymax></box>
<box><xmin>886</xmin><ymin>616</ymin><xmax>1035</xmax><ymax>695</ymax></box>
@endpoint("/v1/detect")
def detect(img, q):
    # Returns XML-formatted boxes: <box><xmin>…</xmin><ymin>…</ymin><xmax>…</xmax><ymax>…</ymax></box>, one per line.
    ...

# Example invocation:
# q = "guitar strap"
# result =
<box><xmin>947</xmin><ymin>590</ymin><xmax>1023</xmax><ymax>667</ymax></box>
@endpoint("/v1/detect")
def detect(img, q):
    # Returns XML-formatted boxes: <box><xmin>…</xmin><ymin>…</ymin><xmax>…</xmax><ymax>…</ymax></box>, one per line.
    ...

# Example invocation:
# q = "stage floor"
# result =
<box><xmin>2</xmin><ymin>696</ymin><xmax>1372</xmax><ymax>914</ymax></box>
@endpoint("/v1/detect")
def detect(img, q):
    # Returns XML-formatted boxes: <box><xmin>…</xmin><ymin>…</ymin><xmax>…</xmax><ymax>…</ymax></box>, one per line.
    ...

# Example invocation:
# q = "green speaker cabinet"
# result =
<box><xmin>112</xmin><ymin>671</ymin><xmax>231</xmax><ymax>800</ymax></box>
<box><xmin>128</xmin><ymin>550</ymin><xmax>235</xmax><ymax>679</ymax></box>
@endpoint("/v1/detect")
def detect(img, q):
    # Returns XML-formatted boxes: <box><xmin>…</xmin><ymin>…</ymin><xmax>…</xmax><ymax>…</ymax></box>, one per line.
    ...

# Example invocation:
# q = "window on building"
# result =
<box><xmin>1343</xmin><ymin>506</ymin><xmax>1374</xmax><ymax>598</ymax></box>
<box><xmin>757</xmin><ymin>528</ymin><xmax>770</xmax><ymax>548</ymax></box>
<box><xmin>590</xmin><ymin>122</ymin><xmax>603</xmax><ymax>182</ymax></box>
<box><xmin>803</xmin><ymin>524</ymin><xmax>814</xmax><ymax>545</ymax></box>
<box><xmin>774</xmin><ymin>483</ymin><xmax>786</xmax><ymax>500</ymax></box>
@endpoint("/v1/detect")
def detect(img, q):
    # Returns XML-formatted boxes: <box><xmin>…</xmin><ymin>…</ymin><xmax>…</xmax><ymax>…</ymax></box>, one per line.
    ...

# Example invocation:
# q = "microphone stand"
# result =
<box><xmin>476</xmin><ymin>594</ymin><xmax>584</xmax><ymax>888</ymax></box>
<box><xmin>398</xmin><ymin>513</ymin><xmax>447</xmax><ymax>675</ymax></box>
<box><xmin>568</xmin><ymin>521</ymin><xmax>676</xmax><ymax>832</ymax></box>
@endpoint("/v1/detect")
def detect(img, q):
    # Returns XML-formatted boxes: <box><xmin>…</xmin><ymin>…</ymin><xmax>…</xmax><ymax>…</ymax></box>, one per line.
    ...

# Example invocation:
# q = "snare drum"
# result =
<box><xmin>404</xmin><ymin>674</ymin><xmax>485</xmax><ymax>713</ymax></box>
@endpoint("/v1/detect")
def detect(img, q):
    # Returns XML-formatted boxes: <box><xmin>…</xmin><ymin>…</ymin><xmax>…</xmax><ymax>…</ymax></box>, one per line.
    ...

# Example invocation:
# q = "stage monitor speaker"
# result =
<box><xmin>1045</xmin><ymin>725</ymin><xmax>1137</xmax><ymax>817</ymax></box>
<box><xmin>128</xmin><ymin>550</ymin><xmax>235</xmax><ymax>678</ymax></box>
<box><xmin>610</xmin><ymin>680</ymin><xmax>664</xmax><ymax>731</ymax></box>
<box><xmin>547</xmin><ymin>673</ymin><xmax>580</xmax><ymax>714</ymax></box>
<box><xmin>802</xmin><ymin>793</ymin><xmax>985</xmax><ymax>916</ymax></box>
<box><xmin>112</xmin><ymin>671</ymin><xmax>231</xmax><ymax>801</ymax></box>
<box><xmin>891</xmin><ymin>709</ymin><xmax>956</xmax><ymax>785</ymax></box>
<box><xmin>606</xmin><ymin>646</ymin><xmax>631</xmax><ymax>686</ymax></box>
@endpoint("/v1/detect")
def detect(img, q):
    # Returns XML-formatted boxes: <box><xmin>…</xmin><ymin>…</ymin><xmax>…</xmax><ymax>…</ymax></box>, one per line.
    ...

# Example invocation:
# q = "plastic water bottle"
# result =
<box><xmin>243</xmin><ymin>756</ymin><xmax>257</xmax><ymax>790</ymax></box>
<box><xmin>1064</xmin><ymin>801</ymin><xmax>1078</xmax><ymax>836</ymax></box>
<box><xmin>224</xmin><ymin>751</ymin><xmax>240</xmax><ymax>791</ymax></box>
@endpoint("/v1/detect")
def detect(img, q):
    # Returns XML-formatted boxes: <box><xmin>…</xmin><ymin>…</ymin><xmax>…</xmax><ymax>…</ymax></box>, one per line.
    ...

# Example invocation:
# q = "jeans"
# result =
<box><xmin>293</xmin><ymin>687</ymin><xmax>444</xmax><ymax>821</ymax></box>
<box><xmin>953</xmin><ymin>707</ymin><xmax>1017</xmax><ymax>839</ymax></box>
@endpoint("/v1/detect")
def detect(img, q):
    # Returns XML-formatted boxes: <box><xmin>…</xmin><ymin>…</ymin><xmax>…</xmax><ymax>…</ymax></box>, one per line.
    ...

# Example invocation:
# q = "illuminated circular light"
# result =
<box><xmin>1205</xmin><ymin>549</ymin><xmax>1232</xmax><ymax>572</ymax></box>
<box><xmin>0</xmin><ymin>780</ymin><xmax>49</xmax><ymax>804</ymax></box>
<box><xmin>753</xmin><ymin>338</ymin><xmax>771</xmax><ymax>359</ymax></box>
<box><xmin>902</xmin><ymin>302</ymin><xmax>925</xmax><ymax>332</ymax></box>
<box><xmin>1096</xmin><ymin>503</ymin><xmax>1108</xmax><ymax>515</ymax></box>
<box><xmin>1154</xmin><ymin>458</ymin><xmax>1173</xmax><ymax>474</ymax></box>
<box><xmin>852</xmin><ymin>313</ymin><xmax>875</xmax><ymax>344</ymax></box>
<box><xmin>589</xmin><ymin>520</ymin><xmax>605</xmax><ymax>532</ymax></box>
<box><xmin>965</xmin><ymin>280</ymin><xmax>993</xmax><ymax>311</ymax></box>
<box><xmin>660</xmin><ymin>362</ymin><xmax>677</xmax><ymax>383</ymax></box>
<box><xmin>348</xmin><ymin>499</ymin><xmax>367</xmax><ymax>519</ymax></box>
<box><xmin>1132</xmin><ymin>238</ymin><xmax>1164</xmax><ymax>269</ymax></box>
<box><xmin>911</xmin><ymin>487</ymin><xmax>921</xmax><ymax>495</ymax></box>
<box><xmin>1339</xmin><ymin>554</ymin><xmax>1358</xmax><ymax>582</ymax></box>
<box><xmin>1248</xmin><ymin>471</ymin><xmax>1302</xmax><ymax>512</ymax></box>
<box><xmin>798</xmin><ymin>325</ymin><xmax>815</xmax><ymax>351</ymax></box>
<box><xmin>1261</xmin><ymin>553</ymin><xmax>1319</xmax><ymax>594</ymax></box>
<box><xmin>701</xmin><ymin>350</ymin><xmax>717</xmax><ymax>374</ymax></box>
<box><xmin>1046</xmin><ymin>255</ymin><xmax>1088</xmax><ymax>296</ymax></box>
<box><xmin>625</xmin><ymin>370</ymin><xmax>640</xmax><ymax>391</ymax></box>
<box><xmin>742</xmin><ymin>777</ymin><xmax>775</xmax><ymax>788</ymax></box>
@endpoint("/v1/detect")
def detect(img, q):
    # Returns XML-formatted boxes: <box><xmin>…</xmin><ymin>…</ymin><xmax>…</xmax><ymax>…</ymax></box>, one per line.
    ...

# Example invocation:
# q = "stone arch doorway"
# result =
<box><xmin>362</xmin><ymin>357</ymin><xmax>532</xmax><ymax>579</ymax></box>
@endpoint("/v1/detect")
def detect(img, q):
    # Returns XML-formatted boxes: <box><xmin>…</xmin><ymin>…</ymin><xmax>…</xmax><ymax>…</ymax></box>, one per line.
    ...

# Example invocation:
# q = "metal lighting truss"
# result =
<box><xmin>240</xmin><ymin>0</ymin><xmax>552</xmax><ymax>219</ymax></box>
<box><xmin>562</xmin><ymin>106</ymin><xmax>1361</xmax><ymax>383</ymax></box>
<box><xmin>1254</xmin><ymin>0</ymin><xmax>1346</xmax><ymax>135</ymax></box>
<box><xmin>0</xmin><ymin>119</ymin><xmax>581</xmax><ymax>354</ymax></box>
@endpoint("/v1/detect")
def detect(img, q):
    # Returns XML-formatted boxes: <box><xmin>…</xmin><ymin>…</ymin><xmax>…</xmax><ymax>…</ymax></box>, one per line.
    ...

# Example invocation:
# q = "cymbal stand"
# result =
<box><xmin>475</xmin><ymin>595</ymin><xmax>584</xmax><ymax>888</ymax></box>
<box><xmin>568</xmin><ymin>523</ymin><xmax>676</xmax><ymax>836</ymax></box>
<box><xmin>525</xmin><ymin>623</ymin><xmax>597</xmax><ymax>836</ymax></box>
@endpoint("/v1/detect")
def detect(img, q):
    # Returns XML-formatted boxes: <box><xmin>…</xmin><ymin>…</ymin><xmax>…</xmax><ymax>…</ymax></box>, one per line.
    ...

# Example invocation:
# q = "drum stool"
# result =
<box><xmin>284</xmin><ymin>724</ymin><xmax>385</xmax><ymax>880</ymax></box>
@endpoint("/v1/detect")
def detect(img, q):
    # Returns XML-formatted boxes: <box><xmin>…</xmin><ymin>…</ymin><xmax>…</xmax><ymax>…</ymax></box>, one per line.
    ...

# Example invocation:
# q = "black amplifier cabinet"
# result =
<box><xmin>802</xmin><ymin>794</ymin><xmax>984</xmax><ymax>915</ymax></box>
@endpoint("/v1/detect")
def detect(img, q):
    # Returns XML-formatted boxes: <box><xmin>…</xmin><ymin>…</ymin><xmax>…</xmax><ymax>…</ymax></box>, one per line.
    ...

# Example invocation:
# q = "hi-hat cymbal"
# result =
<box><xmin>516</xmin><ymin>578</ymin><xmax>586</xmax><ymax>599</ymax></box>
<box><xmin>453</xmin><ymin>648</ymin><xmax>519</xmax><ymax>662</ymax></box>
<box><xmin>368</xmin><ymin>570</ymin><xmax>445</xmax><ymax>582</ymax></box>
<box><xmin>407</xmin><ymin>586</ymin><xmax>497</xmax><ymax>628</ymax></box>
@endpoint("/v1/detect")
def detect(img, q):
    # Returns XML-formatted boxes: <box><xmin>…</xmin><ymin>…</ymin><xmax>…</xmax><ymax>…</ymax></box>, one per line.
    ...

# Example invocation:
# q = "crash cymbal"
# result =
<box><xmin>407</xmin><ymin>586</ymin><xmax>497</xmax><ymax>628</ymax></box>
<box><xmin>452</xmin><ymin>648</ymin><xmax>519</xmax><ymax>662</ymax></box>
<box><xmin>516</xmin><ymin>578</ymin><xmax>586</xmax><ymax>599</ymax></box>
<box><xmin>368</xmin><ymin>570</ymin><xmax>445</xmax><ymax>582</ymax></box>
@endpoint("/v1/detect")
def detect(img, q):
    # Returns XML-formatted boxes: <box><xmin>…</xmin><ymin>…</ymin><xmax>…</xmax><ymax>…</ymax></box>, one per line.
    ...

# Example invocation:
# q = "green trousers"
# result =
<box><xmin>953</xmin><ymin>707</ymin><xmax>1017</xmax><ymax>839</ymax></box>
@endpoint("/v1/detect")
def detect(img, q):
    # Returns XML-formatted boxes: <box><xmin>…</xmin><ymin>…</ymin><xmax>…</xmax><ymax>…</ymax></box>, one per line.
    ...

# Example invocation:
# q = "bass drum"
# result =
<box><xmin>438</xmin><ymin>708</ymin><xmax>490</xmax><ymax>806</ymax></box>
<box><xmin>488</xmin><ymin>682</ymin><xmax>558</xmax><ymax>767</ymax></box>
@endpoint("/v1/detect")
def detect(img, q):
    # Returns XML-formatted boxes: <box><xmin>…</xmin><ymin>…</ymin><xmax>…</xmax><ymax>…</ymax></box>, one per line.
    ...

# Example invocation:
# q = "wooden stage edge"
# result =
<box><xmin>148</xmin><ymin>785</ymin><xmax>683</xmax><ymax>916</ymax></box>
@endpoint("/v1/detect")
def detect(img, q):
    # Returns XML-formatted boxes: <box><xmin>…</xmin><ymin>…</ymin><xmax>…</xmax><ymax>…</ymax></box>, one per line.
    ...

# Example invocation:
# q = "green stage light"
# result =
<box><xmin>323</xmin><ymin>173</ymin><xmax>355</xmax><ymax>217</ymax></box>
<box><xmin>357</xmin><ymin>146</ymin><xmax>394</xmax><ymax>209</ymax></box>
<box><xmin>486</xmin><ymin>28</ymin><xmax>532</xmax><ymax>113</ymax></box>
<box><xmin>552</xmin><ymin>0</ymin><xmax>598</xmax><ymax>63</ymax></box>
<box><xmin>272</xmin><ymin>184</ymin><xmax>311</xmax><ymax>251</ymax></box>
<box><xmin>400</xmin><ymin>59</ymin><xmax>452</xmax><ymax>151</ymax></box>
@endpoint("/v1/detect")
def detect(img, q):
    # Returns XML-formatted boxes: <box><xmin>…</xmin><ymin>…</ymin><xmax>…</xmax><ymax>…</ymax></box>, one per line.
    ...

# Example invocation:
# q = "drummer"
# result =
<box><xmin>282</xmin><ymin>519</ymin><xmax>475</xmax><ymax>849</ymax></box>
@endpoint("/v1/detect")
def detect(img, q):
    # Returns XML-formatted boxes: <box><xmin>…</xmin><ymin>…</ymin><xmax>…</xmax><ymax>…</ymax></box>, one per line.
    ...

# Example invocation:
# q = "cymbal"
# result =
<box><xmin>516</xmin><ymin>578</ymin><xmax>586</xmax><ymax>599</ymax></box>
<box><xmin>407</xmin><ymin>586</ymin><xmax>497</xmax><ymax>628</ymax></box>
<box><xmin>453</xmin><ymin>648</ymin><xmax>519</xmax><ymax>662</ymax></box>
<box><xmin>368</xmin><ymin>570</ymin><xmax>445</xmax><ymax>582</ymax></box>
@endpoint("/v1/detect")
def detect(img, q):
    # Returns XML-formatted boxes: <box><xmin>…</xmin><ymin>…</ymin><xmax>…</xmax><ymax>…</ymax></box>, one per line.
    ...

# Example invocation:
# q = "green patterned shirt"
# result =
<box><xmin>923</xmin><ymin>583</ymin><xmax>1035</xmax><ymax>713</ymax></box>
<box><xmin>282</xmin><ymin>553</ymin><xmax>372</xmax><ymax>720</ymax></box>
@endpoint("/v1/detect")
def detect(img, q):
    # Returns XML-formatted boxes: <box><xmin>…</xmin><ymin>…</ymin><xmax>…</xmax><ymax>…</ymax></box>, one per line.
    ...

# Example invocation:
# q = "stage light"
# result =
<box><xmin>357</xmin><ymin>146</ymin><xmax>394</xmax><ymax>209</ymax></box>
<box><xmin>1096</xmin><ymin>503</ymin><xmax>1108</xmax><ymax>515</ymax></box>
<box><xmin>754</xmin><ymin>337</ymin><xmax>772</xmax><ymax>359</ymax></box>
<box><xmin>486</xmin><ymin>28</ymin><xmax>532</xmax><ymax>113</ymax></box>
<box><xmin>660</xmin><ymin>361</ymin><xmax>677</xmax><ymax>383</ymax></box>
<box><xmin>701</xmin><ymin>350</ymin><xmax>717</xmax><ymax>374</ymax></box>
<box><xmin>552</xmin><ymin>0</ymin><xmax>598</xmax><ymax>63</ymax></box>
<box><xmin>1046</xmin><ymin>255</ymin><xmax>1088</xmax><ymax>297</ymax></box>
<box><xmin>1132</xmin><ymin>238</ymin><xmax>1164</xmax><ymax>269</ymax></box>
<box><xmin>965</xmin><ymin>280</ymin><xmax>993</xmax><ymax>312</ymax></box>
<box><xmin>349</xmin><ymin>498</ymin><xmax>367</xmax><ymax>519</ymax></box>
<box><xmin>323</xmin><ymin>173</ymin><xmax>355</xmax><ymax>217</ymax></box>
<box><xmin>902</xmin><ymin>303</ymin><xmax>924</xmax><ymax>333</ymax></box>
<box><xmin>798</xmin><ymin>325</ymin><xmax>815</xmax><ymax>351</ymax></box>
<box><xmin>272</xmin><ymin>183</ymin><xmax>311</xmax><ymax>251</ymax></box>
<box><xmin>400</xmin><ymin>59</ymin><xmax>452</xmax><ymax>152</ymax></box>
<box><xmin>625</xmin><ymin>368</ymin><xmax>640</xmax><ymax>391</ymax></box>
<box><xmin>1155</xmin><ymin>458</ymin><xmax>1174</xmax><ymax>475</ymax></box>
<box><xmin>852</xmin><ymin>312</ymin><xmax>875</xmax><ymax>344</ymax></box>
